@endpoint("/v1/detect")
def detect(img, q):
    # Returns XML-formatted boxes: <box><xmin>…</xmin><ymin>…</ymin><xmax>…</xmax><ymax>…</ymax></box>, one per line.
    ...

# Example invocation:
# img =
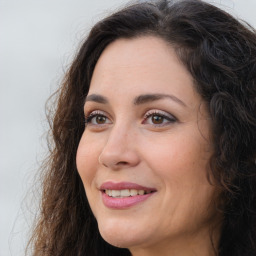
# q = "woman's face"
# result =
<box><xmin>77</xmin><ymin>36</ymin><xmax>220</xmax><ymax>254</ymax></box>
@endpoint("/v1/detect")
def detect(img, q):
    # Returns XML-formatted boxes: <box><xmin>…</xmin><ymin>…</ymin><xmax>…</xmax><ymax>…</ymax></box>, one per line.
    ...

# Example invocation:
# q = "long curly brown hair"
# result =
<box><xmin>27</xmin><ymin>0</ymin><xmax>256</xmax><ymax>255</ymax></box>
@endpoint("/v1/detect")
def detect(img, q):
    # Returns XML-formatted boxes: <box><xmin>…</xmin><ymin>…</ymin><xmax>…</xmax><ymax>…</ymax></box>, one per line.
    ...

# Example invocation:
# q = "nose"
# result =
<box><xmin>99</xmin><ymin>124</ymin><xmax>140</xmax><ymax>170</ymax></box>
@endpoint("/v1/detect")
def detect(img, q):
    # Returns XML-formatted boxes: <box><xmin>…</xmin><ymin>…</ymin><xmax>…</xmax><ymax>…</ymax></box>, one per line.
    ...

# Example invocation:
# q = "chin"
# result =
<box><xmin>97</xmin><ymin>218</ymin><xmax>148</xmax><ymax>249</ymax></box>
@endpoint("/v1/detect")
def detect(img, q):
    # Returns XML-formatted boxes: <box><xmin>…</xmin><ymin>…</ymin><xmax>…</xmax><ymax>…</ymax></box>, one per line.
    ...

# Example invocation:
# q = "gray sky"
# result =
<box><xmin>1</xmin><ymin>0</ymin><xmax>256</xmax><ymax>255</ymax></box>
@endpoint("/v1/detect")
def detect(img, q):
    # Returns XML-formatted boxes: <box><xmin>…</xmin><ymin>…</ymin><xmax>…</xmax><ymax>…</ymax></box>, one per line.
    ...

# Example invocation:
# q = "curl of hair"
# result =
<box><xmin>28</xmin><ymin>0</ymin><xmax>256</xmax><ymax>255</ymax></box>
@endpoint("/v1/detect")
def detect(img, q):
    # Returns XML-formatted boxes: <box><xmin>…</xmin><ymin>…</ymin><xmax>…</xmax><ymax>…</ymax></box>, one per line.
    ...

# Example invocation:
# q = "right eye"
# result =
<box><xmin>85</xmin><ymin>111</ymin><xmax>111</xmax><ymax>126</ymax></box>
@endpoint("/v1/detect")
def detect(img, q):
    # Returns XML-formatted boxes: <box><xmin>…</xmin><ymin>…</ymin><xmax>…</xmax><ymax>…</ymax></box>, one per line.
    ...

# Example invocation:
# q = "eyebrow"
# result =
<box><xmin>85</xmin><ymin>93</ymin><xmax>187</xmax><ymax>107</ymax></box>
<box><xmin>85</xmin><ymin>94</ymin><xmax>108</xmax><ymax>104</ymax></box>
<box><xmin>133</xmin><ymin>93</ymin><xmax>187</xmax><ymax>107</ymax></box>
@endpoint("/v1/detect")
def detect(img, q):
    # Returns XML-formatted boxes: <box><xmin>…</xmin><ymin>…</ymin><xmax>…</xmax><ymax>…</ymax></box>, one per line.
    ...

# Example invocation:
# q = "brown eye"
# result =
<box><xmin>85</xmin><ymin>111</ymin><xmax>111</xmax><ymax>126</ymax></box>
<box><xmin>151</xmin><ymin>115</ymin><xmax>164</xmax><ymax>124</ymax></box>
<box><xmin>96</xmin><ymin>115</ymin><xmax>107</xmax><ymax>124</ymax></box>
<box><xmin>143</xmin><ymin>110</ymin><xmax>176</xmax><ymax>127</ymax></box>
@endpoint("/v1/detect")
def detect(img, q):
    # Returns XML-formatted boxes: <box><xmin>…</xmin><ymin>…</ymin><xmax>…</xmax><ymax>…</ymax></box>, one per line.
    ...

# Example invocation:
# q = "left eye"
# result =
<box><xmin>143</xmin><ymin>111</ymin><xmax>176</xmax><ymax>126</ymax></box>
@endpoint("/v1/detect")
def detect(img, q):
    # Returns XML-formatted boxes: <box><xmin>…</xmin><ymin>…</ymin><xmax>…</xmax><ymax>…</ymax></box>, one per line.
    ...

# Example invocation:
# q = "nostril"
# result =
<box><xmin>117</xmin><ymin>161</ymin><xmax>128</xmax><ymax>165</ymax></box>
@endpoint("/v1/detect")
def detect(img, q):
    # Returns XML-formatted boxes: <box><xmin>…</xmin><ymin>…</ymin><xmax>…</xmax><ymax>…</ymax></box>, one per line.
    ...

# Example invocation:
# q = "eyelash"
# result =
<box><xmin>84</xmin><ymin>110</ymin><xmax>177</xmax><ymax>127</ymax></box>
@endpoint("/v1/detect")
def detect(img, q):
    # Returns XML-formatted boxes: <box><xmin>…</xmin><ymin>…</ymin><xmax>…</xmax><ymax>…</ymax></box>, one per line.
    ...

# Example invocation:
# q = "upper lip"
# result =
<box><xmin>100</xmin><ymin>181</ymin><xmax>157</xmax><ymax>192</ymax></box>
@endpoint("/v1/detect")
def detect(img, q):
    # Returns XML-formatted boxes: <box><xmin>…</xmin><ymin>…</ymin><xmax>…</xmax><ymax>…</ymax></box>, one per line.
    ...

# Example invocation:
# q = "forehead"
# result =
<box><xmin>94</xmin><ymin>36</ymin><xmax>175</xmax><ymax>69</ymax></box>
<box><xmin>89</xmin><ymin>36</ymin><xmax>201</xmax><ymax>108</ymax></box>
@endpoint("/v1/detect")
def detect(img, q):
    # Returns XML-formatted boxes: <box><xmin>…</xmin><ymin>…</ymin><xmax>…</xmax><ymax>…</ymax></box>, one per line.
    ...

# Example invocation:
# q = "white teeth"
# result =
<box><xmin>106</xmin><ymin>189</ymin><xmax>112</xmax><ymax>196</ymax></box>
<box><xmin>105</xmin><ymin>189</ymin><xmax>151</xmax><ymax>198</ymax></box>
<box><xmin>138</xmin><ymin>190</ymin><xmax>144</xmax><ymax>195</ymax></box>
<box><xmin>120</xmin><ymin>189</ymin><xmax>130</xmax><ymax>197</ymax></box>
<box><xmin>111</xmin><ymin>190</ymin><xmax>121</xmax><ymax>197</ymax></box>
<box><xmin>130</xmin><ymin>189</ymin><xmax>137</xmax><ymax>196</ymax></box>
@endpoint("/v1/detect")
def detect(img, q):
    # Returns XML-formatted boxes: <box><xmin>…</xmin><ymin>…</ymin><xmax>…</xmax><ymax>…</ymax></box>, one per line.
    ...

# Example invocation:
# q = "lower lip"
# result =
<box><xmin>101</xmin><ymin>191</ymin><xmax>155</xmax><ymax>209</ymax></box>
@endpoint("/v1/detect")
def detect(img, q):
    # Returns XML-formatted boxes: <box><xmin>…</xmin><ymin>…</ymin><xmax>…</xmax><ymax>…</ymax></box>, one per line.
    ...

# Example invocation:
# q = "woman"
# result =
<box><xmin>28</xmin><ymin>0</ymin><xmax>256</xmax><ymax>255</ymax></box>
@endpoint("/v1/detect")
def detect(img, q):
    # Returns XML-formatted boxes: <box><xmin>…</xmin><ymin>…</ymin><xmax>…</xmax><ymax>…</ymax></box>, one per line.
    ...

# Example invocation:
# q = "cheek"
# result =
<box><xmin>142</xmin><ymin>130</ymin><xmax>213</xmax><ymax>206</ymax></box>
<box><xmin>143</xmin><ymin>130</ymin><xmax>210</xmax><ymax>178</ymax></box>
<box><xmin>76</xmin><ymin>132</ymin><xmax>100</xmax><ymax>188</ymax></box>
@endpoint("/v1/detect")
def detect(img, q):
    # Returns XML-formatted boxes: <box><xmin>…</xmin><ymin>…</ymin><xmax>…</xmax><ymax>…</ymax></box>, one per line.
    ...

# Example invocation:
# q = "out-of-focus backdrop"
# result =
<box><xmin>1</xmin><ymin>0</ymin><xmax>256</xmax><ymax>255</ymax></box>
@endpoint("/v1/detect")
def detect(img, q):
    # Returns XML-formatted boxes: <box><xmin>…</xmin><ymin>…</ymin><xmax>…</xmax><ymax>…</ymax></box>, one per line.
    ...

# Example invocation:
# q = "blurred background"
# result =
<box><xmin>1</xmin><ymin>0</ymin><xmax>256</xmax><ymax>255</ymax></box>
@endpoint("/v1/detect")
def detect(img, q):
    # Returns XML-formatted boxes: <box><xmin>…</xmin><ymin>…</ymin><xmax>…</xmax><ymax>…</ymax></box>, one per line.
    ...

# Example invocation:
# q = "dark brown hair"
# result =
<box><xmin>28</xmin><ymin>0</ymin><xmax>256</xmax><ymax>255</ymax></box>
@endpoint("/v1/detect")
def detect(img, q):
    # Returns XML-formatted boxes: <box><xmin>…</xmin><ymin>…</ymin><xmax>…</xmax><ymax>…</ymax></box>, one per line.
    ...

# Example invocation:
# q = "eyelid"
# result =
<box><xmin>85</xmin><ymin>109</ymin><xmax>104</xmax><ymax>118</ymax></box>
<box><xmin>144</xmin><ymin>109</ymin><xmax>175</xmax><ymax>118</ymax></box>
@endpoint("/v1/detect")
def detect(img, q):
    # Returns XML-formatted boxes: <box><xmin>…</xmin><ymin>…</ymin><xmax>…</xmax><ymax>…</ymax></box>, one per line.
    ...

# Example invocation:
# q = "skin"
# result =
<box><xmin>76</xmin><ymin>36</ymin><xmax>222</xmax><ymax>256</ymax></box>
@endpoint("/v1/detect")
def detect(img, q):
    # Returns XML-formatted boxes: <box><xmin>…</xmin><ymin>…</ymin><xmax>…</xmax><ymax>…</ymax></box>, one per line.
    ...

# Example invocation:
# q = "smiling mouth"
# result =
<box><xmin>100</xmin><ymin>182</ymin><xmax>157</xmax><ymax>208</ymax></box>
<box><xmin>104</xmin><ymin>189</ymin><xmax>155</xmax><ymax>198</ymax></box>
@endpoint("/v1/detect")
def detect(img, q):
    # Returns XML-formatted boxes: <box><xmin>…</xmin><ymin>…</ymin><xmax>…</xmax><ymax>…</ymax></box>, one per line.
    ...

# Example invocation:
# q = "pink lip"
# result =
<box><xmin>100</xmin><ymin>182</ymin><xmax>157</xmax><ymax>209</ymax></box>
